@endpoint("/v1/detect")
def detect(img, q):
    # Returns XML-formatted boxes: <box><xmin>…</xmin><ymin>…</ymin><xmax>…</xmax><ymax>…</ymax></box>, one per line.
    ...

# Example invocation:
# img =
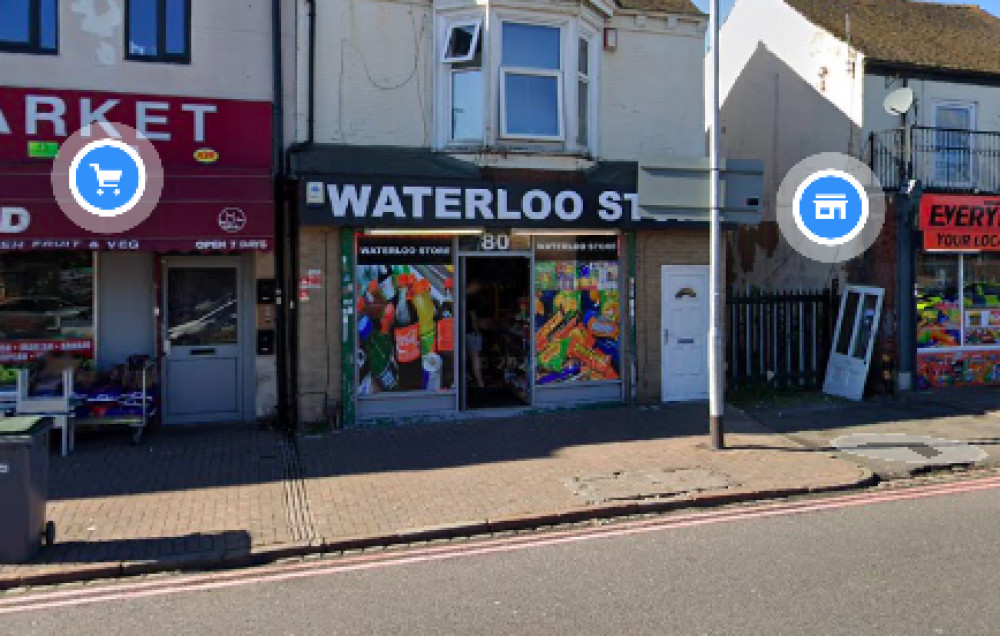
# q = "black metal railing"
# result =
<box><xmin>727</xmin><ymin>286</ymin><xmax>839</xmax><ymax>391</ymax></box>
<box><xmin>869</xmin><ymin>126</ymin><xmax>1000</xmax><ymax>193</ymax></box>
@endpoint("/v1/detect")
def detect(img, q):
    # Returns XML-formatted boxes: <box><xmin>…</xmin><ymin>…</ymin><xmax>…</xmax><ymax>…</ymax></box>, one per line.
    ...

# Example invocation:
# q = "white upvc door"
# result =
<box><xmin>823</xmin><ymin>285</ymin><xmax>884</xmax><ymax>401</ymax></box>
<box><xmin>661</xmin><ymin>265</ymin><xmax>710</xmax><ymax>402</ymax></box>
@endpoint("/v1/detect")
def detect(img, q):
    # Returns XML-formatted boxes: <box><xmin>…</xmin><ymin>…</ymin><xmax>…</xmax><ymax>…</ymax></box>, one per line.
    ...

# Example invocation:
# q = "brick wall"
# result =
<box><xmin>845</xmin><ymin>195</ymin><xmax>900</xmax><ymax>393</ymax></box>
<box><xmin>296</xmin><ymin>228</ymin><xmax>342</xmax><ymax>424</ymax></box>
<box><xmin>634</xmin><ymin>228</ymin><xmax>711</xmax><ymax>403</ymax></box>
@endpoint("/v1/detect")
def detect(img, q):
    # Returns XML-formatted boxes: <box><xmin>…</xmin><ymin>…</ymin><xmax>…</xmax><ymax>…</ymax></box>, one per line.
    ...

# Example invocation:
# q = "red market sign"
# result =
<box><xmin>0</xmin><ymin>86</ymin><xmax>271</xmax><ymax>168</ymax></box>
<box><xmin>920</xmin><ymin>194</ymin><xmax>1000</xmax><ymax>251</ymax></box>
<box><xmin>0</xmin><ymin>339</ymin><xmax>93</xmax><ymax>363</ymax></box>
<box><xmin>0</xmin><ymin>86</ymin><xmax>273</xmax><ymax>252</ymax></box>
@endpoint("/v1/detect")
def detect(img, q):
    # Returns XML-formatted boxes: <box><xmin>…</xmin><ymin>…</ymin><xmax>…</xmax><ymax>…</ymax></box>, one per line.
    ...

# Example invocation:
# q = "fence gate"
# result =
<box><xmin>726</xmin><ymin>286</ymin><xmax>839</xmax><ymax>391</ymax></box>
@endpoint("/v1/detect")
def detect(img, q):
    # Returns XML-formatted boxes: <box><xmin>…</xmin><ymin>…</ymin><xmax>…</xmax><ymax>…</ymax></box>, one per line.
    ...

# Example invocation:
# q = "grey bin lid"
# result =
<box><xmin>0</xmin><ymin>416</ymin><xmax>51</xmax><ymax>436</ymax></box>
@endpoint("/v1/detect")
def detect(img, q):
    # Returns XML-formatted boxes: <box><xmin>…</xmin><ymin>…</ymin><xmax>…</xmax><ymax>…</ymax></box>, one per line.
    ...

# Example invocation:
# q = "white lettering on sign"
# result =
<box><xmin>26</xmin><ymin>95</ymin><xmax>67</xmax><ymax>136</ymax></box>
<box><xmin>322</xmin><ymin>184</ymin><xmax>640</xmax><ymax>225</ymax></box>
<box><xmin>0</xmin><ymin>94</ymin><xmax>222</xmax><ymax>144</ymax></box>
<box><xmin>0</xmin><ymin>207</ymin><xmax>30</xmax><ymax>233</ymax></box>
<box><xmin>136</xmin><ymin>101</ymin><xmax>170</xmax><ymax>141</ymax></box>
<box><xmin>80</xmin><ymin>98</ymin><xmax>121</xmax><ymax>138</ymax></box>
<box><xmin>180</xmin><ymin>103</ymin><xmax>217</xmax><ymax>143</ymax></box>
<box><xmin>0</xmin><ymin>463</ymin><xmax>8</xmax><ymax>474</ymax></box>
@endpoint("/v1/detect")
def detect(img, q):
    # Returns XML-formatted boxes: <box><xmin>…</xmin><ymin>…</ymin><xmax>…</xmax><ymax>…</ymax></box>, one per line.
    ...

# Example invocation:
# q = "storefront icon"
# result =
<box><xmin>813</xmin><ymin>194</ymin><xmax>848</xmax><ymax>220</ymax></box>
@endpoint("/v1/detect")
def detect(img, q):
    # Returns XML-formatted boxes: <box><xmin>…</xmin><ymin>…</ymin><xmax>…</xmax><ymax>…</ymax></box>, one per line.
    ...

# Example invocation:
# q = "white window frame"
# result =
<box><xmin>441</xmin><ymin>20</ymin><xmax>482</xmax><ymax>64</ymax></box>
<box><xmin>575</xmin><ymin>29</ymin><xmax>597</xmax><ymax>153</ymax></box>
<box><xmin>435</xmin><ymin>10</ymin><xmax>489</xmax><ymax>148</ymax></box>
<box><xmin>497</xmin><ymin>17</ymin><xmax>566</xmax><ymax>142</ymax></box>
<box><xmin>434</xmin><ymin>8</ymin><xmax>598</xmax><ymax>153</ymax></box>
<box><xmin>932</xmin><ymin>100</ymin><xmax>977</xmax><ymax>189</ymax></box>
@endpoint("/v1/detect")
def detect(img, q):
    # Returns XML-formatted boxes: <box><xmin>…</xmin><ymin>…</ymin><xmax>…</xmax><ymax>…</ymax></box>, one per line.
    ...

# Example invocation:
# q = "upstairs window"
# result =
<box><xmin>126</xmin><ymin>0</ymin><xmax>190</xmax><ymax>63</ymax></box>
<box><xmin>500</xmin><ymin>22</ymin><xmax>562</xmax><ymax>140</ymax></box>
<box><xmin>0</xmin><ymin>0</ymin><xmax>58</xmax><ymax>54</ymax></box>
<box><xmin>444</xmin><ymin>20</ymin><xmax>484</xmax><ymax>142</ymax></box>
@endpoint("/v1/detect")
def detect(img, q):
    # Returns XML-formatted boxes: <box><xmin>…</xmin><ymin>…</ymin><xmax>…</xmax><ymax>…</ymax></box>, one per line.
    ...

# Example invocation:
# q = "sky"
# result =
<box><xmin>692</xmin><ymin>0</ymin><xmax>1000</xmax><ymax>22</ymax></box>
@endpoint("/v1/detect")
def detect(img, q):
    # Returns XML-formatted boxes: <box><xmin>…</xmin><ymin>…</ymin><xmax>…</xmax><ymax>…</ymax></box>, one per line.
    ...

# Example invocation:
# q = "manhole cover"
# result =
<box><xmin>831</xmin><ymin>433</ymin><xmax>988</xmax><ymax>466</ymax></box>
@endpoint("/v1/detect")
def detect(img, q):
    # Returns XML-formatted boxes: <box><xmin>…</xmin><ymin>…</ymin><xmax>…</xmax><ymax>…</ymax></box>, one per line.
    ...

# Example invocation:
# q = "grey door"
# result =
<box><xmin>163</xmin><ymin>257</ymin><xmax>242</xmax><ymax>424</ymax></box>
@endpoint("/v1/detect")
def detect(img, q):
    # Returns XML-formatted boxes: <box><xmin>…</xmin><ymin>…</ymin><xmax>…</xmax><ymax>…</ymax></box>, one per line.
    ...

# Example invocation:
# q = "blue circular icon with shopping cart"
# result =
<box><xmin>68</xmin><ymin>139</ymin><xmax>147</xmax><ymax>218</ymax></box>
<box><xmin>792</xmin><ymin>169</ymin><xmax>869</xmax><ymax>246</ymax></box>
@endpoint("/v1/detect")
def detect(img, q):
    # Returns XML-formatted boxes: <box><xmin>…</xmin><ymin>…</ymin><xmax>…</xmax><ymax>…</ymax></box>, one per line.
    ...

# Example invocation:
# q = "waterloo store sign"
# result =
<box><xmin>301</xmin><ymin>181</ymin><xmax>660</xmax><ymax>229</ymax></box>
<box><xmin>0</xmin><ymin>86</ymin><xmax>273</xmax><ymax>251</ymax></box>
<box><xmin>920</xmin><ymin>194</ymin><xmax>1000</xmax><ymax>251</ymax></box>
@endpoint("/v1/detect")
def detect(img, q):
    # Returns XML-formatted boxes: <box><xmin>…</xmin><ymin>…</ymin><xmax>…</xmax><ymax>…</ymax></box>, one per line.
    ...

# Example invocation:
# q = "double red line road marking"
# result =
<box><xmin>3</xmin><ymin>474</ymin><xmax>1000</xmax><ymax>615</ymax></box>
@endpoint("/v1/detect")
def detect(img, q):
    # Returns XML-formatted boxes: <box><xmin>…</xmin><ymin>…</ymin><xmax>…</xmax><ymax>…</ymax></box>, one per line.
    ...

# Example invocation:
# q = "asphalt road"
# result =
<box><xmin>4</xmin><ymin>481</ymin><xmax>1000</xmax><ymax>635</ymax></box>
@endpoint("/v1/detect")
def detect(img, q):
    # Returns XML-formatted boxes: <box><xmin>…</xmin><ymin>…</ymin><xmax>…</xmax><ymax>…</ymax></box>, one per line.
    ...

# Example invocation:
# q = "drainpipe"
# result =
<box><xmin>271</xmin><ymin>0</ymin><xmax>290</xmax><ymax>432</ymax></box>
<box><xmin>280</xmin><ymin>0</ymin><xmax>317</xmax><ymax>431</ymax></box>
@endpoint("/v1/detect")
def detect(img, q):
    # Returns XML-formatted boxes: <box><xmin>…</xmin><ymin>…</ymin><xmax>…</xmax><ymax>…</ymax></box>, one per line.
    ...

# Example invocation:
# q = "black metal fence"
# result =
<box><xmin>727</xmin><ymin>286</ymin><xmax>839</xmax><ymax>390</ymax></box>
<box><xmin>869</xmin><ymin>126</ymin><xmax>1000</xmax><ymax>193</ymax></box>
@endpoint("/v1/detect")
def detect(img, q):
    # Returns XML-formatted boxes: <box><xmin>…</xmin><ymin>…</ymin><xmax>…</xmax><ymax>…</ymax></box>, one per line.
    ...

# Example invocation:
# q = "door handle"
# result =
<box><xmin>663</xmin><ymin>329</ymin><xmax>669</xmax><ymax>344</ymax></box>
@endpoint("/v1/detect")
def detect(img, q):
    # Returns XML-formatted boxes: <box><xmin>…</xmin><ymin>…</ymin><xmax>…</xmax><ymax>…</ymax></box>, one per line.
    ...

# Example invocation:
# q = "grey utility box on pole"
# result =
<box><xmin>0</xmin><ymin>416</ymin><xmax>55</xmax><ymax>563</ymax></box>
<box><xmin>637</xmin><ymin>157</ymin><xmax>765</xmax><ymax>225</ymax></box>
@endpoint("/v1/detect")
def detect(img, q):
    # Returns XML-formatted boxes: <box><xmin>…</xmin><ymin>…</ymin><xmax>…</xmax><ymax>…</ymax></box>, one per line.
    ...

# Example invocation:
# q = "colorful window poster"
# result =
<box><xmin>355</xmin><ymin>236</ymin><xmax>455</xmax><ymax>396</ymax></box>
<box><xmin>916</xmin><ymin>255</ymin><xmax>960</xmax><ymax>349</ymax></box>
<box><xmin>0</xmin><ymin>253</ymin><xmax>95</xmax><ymax>389</ymax></box>
<box><xmin>534</xmin><ymin>237</ymin><xmax>621</xmax><ymax>385</ymax></box>
<box><xmin>917</xmin><ymin>351</ymin><xmax>1000</xmax><ymax>389</ymax></box>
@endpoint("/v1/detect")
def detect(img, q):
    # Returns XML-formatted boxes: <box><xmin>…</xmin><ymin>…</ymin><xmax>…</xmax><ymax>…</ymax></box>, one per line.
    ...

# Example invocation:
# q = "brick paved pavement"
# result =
<box><xmin>0</xmin><ymin>404</ymin><xmax>870</xmax><ymax>588</ymax></box>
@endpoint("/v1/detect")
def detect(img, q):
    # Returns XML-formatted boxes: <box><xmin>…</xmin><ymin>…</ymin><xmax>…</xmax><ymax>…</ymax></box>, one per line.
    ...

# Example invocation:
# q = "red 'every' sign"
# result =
<box><xmin>920</xmin><ymin>194</ymin><xmax>1000</xmax><ymax>251</ymax></box>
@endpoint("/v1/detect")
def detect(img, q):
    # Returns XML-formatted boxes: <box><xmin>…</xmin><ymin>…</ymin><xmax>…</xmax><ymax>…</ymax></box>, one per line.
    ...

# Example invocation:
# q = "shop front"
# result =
<box><xmin>292</xmin><ymin>147</ymin><xmax>718</xmax><ymax>426</ymax></box>
<box><xmin>915</xmin><ymin>194</ymin><xmax>1000</xmax><ymax>388</ymax></box>
<box><xmin>0</xmin><ymin>86</ymin><xmax>277</xmax><ymax>426</ymax></box>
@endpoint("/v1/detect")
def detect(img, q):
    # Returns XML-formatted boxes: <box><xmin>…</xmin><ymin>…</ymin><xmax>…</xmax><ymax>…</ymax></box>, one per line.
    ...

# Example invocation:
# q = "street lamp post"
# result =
<box><xmin>708</xmin><ymin>0</ymin><xmax>725</xmax><ymax>449</ymax></box>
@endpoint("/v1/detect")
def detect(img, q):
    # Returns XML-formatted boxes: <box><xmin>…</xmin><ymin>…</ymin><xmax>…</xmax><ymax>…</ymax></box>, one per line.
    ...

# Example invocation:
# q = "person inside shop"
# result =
<box><xmin>465</xmin><ymin>278</ymin><xmax>486</xmax><ymax>389</ymax></box>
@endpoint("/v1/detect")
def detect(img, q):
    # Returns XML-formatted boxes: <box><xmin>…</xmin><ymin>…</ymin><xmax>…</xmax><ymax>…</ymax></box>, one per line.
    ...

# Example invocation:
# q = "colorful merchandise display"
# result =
<box><xmin>533</xmin><ymin>237</ymin><xmax>621</xmax><ymax>385</ymax></box>
<box><xmin>917</xmin><ymin>351</ymin><xmax>1000</xmax><ymax>389</ymax></box>
<box><xmin>355</xmin><ymin>237</ymin><xmax>455</xmax><ymax>395</ymax></box>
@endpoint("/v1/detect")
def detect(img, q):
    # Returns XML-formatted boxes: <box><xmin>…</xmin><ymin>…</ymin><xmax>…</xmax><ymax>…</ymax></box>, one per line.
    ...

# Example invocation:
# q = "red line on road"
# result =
<box><xmin>3</xmin><ymin>474</ymin><xmax>1000</xmax><ymax>615</ymax></box>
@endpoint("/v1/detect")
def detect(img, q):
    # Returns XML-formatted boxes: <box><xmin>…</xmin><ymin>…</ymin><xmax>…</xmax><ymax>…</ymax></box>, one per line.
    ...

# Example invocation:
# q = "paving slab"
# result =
<box><xmin>745</xmin><ymin>387</ymin><xmax>1000</xmax><ymax>478</ymax></box>
<box><xmin>0</xmin><ymin>405</ymin><xmax>869</xmax><ymax>590</ymax></box>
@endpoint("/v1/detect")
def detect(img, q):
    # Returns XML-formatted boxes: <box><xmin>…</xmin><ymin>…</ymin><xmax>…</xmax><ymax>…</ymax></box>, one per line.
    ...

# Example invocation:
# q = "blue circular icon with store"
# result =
<box><xmin>793</xmin><ymin>171</ymin><xmax>868</xmax><ymax>245</ymax></box>
<box><xmin>71</xmin><ymin>142</ymin><xmax>143</xmax><ymax>215</ymax></box>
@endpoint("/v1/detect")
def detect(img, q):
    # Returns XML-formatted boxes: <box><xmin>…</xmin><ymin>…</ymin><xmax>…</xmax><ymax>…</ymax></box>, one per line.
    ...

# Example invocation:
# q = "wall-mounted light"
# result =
<box><xmin>603</xmin><ymin>28</ymin><xmax>617</xmax><ymax>51</ymax></box>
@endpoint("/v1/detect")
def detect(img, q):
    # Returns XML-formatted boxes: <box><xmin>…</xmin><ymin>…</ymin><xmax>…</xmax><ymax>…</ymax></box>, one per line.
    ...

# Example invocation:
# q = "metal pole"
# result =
<box><xmin>708</xmin><ymin>0</ymin><xmax>724</xmax><ymax>449</ymax></box>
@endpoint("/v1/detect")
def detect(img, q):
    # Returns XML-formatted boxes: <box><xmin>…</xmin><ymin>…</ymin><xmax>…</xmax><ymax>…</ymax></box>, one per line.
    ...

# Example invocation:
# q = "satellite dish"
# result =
<box><xmin>884</xmin><ymin>87</ymin><xmax>915</xmax><ymax>116</ymax></box>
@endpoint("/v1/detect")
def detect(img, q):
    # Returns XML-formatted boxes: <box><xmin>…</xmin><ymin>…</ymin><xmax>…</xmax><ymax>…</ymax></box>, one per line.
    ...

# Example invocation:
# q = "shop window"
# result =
<box><xmin>126</xmin><ymin>0</ymin><xmax>190</xmax><ymax>63</ymax></box>
<box><xmin>0</xmin><ymin>0</ymin><xmax>57</xmax><ymax>54</ymax></box>
<box><xmin>534</xmin><ymin>236</ymin><xmax>621</xmax><ymax>385</ymax></box>
<box><xmin>0</xmin><ymin>252</ymin><xmax>95</xmax><ymax>390</ymax></box>
<box><xmin>916</xmin><ymin>254</ymin><xmax>960</xmax><ymax>349</ymax></box>
<box><xmin>961</xmin><ymin>254</ymin><xmax>1000</xmax><ymax>347</ymax></box>
<box><xmin>355</xmin><ymin>237</ymin><xmax>456</xmax><ymax>396</ymax></box>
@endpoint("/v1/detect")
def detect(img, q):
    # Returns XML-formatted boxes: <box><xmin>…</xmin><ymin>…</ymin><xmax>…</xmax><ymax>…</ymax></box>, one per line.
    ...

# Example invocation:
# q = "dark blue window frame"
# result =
<box><xmin>0</xmin><ymin>0</ymin><xmax>58</xmax><ymax>55</ymax></box>
<box><xmin>125</xmin><ymin>0</ymin><xmax>190</xmax><ymax>64</ymax></box>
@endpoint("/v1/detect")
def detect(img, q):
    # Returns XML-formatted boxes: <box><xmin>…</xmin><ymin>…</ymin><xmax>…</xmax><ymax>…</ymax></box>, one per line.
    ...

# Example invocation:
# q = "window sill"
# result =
<box><xmin>0</xmin><ymin>45</ymin><xmax>58</xmax><ymax>56</ymax></box>
<box><xmin>439</xmin><ymin>146</ymin><xmax>596</xmax><ymax>170</ymax></box>
<box><xmin>124</xmin><ymin>54</ymin><xmax>191</xmax><ymax>65</ymax></box>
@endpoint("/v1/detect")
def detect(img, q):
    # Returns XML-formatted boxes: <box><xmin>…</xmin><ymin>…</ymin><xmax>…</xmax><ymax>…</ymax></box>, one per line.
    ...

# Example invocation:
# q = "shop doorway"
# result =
<box><xmin>462</xmin><ymin>255</ymin><xmax>532</xmax><ymax>410</ymax></box>
<box><xmin>661</xmin><ymin>265</ymin><xmax>709</xmax><ymax>402</ymax></box>
<box><xmin>162</xmin><ymin>256</ymin><xmax>244</xmax><ymax>424</ymax></box>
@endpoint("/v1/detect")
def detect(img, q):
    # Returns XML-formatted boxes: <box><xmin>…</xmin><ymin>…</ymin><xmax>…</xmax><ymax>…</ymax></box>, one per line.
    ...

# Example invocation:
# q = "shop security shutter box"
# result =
<box><xmin>637</xmin><ymin>158</ymin><xmax>764</xmax><ymax>225</ymax></box>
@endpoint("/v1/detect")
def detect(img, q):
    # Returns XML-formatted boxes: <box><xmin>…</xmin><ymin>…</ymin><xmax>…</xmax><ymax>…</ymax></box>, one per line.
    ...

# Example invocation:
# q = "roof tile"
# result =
<box><xmin>785</xmin><ymin>0</ymin><xmax>1000</xmax><ymax>75</ymax></box>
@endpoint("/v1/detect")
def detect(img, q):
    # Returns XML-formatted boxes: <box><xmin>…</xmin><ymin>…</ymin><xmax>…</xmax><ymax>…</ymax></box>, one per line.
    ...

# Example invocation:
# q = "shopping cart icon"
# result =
<box><xmin>90</xmin><ymin>163</ymin><xmax>122</xmax><ymax>196</ymax></box>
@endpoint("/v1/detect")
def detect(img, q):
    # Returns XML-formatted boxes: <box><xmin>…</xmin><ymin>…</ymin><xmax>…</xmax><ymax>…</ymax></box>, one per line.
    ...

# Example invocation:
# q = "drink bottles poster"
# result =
<box><xmin>534</xmin><ymin>237</ymin><xmax>621</xmax><ymax>385</ymax></box>
<box><xmin>355</xmin><ymin>236</ymin><xmax>456</xmax><ymax>396</ymax></box>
